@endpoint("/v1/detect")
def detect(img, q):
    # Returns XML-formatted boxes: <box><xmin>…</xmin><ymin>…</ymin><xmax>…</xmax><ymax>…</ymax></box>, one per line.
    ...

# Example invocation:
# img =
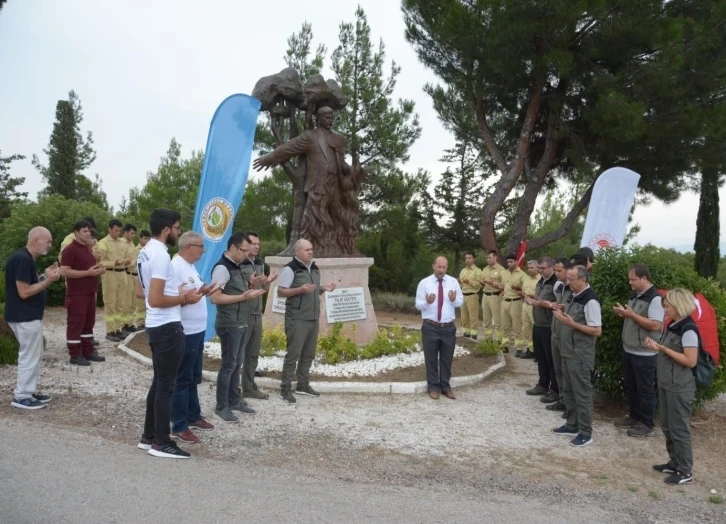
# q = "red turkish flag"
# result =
<box><xmin>515</xmin><ymin>241</ymin><xmax>528</xmax><ymax>269</ymax></box>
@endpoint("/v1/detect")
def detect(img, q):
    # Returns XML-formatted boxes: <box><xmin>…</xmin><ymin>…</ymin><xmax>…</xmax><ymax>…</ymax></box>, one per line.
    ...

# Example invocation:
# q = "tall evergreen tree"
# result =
<box><xmin>32</xmin><ymin>90</ymin><xmax>96</xmax><ymax>199</ymax></box>
<box><xmin>0</xmin><ymin>151</ymin><xmax>28</xmax><ymax>221</ymax></box>
<box><xmin>694</xmin><ymin>166</ymin><xmax>721</xmax><ymax>278</ymax></box>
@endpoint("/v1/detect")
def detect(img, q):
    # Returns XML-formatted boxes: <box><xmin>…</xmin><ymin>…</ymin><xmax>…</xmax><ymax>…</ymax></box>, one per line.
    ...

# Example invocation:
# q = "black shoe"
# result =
<box><xmin>11</xmin><ymin>397</ymin><xmax>46</xmax><ymax>410</ymax></box>
<box><xmin>664</xmin><ymin>471</ymin><xmax>692</xmax><ymax>485</ymax></box>
<box><xmin>137</xmin><ymin>435</ymin><xmax>154</xmax><ymax>450</ymax></box>
<box><xmin>148</xmin><ymin>441</ymin><xmax>191</xmax><ymax>459</ymax></box>
<box><xmin>552</xmin><ymin>424</ymin><xmax>578</xmax><ymax>436</ymax></box>
<box><xmin>69</xmin><ymin>356</ymin><xmax>91</xmax><ymax>366</ymax></box>
<box><xmin>526</xmin><ymin>385</ymin><xmax>548</xmax><ymax>396</ymax></box>
<box><xmin>87</xmin><ymin>353</ymin><xmax>106</xmax><ymax>362</ymax></box>
<box><xmin>280</xmin><ymin>389</ymin><xmax>296</xmax><ymax>404</ymax></box>
<box><xmin>32</xmin><ymin>393</ymin><xmax>52</xmax><ymax>403</ymax></box>
<box><xmin>520</xmin><ymin>351</ymin><xmax>535</xmax><ymax>360</ymax></box>
<box><xmin>92</xmin><ymin>339</ymin><xmax>100</xmax><ymax>347</ymax></box>
<box><xmin>105</xmin><ymin>333</ymin><xmax>121</xmax><ymax>343</ymax></box>
<box><xmin>546</xmin><ymin>401</ymin><xmax>566</xmax><ymax>412</ymax></box>
<box><xmin>653</xmin><ymin>463</ymin><xmax>677</xmax><ymax>474</ymax></box>
<box><xmin>471</xmin><ymin>335</ymin><xmax>477</xmax><ymax>340</ymax></box>
<box><xmin>514</xmin><ymin>350</ymin><xmax>524</xmax><ymax>358</ymax></box>
<box><xmin>295</xmin><ymin>384</ymin><xmax>320</xmax><ymax>397</ymax></box>
<box><xmin>540</xmin><ymin>391</ymin><xmax>559</xmax><ymax>404</ymax></box>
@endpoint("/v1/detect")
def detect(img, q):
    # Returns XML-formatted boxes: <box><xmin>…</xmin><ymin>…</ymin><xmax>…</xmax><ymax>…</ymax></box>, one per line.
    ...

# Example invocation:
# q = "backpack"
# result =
<box><xmin>659</xmin><ymin>290</ymin><xmax>719</xmax><ymax>388</ymax></box>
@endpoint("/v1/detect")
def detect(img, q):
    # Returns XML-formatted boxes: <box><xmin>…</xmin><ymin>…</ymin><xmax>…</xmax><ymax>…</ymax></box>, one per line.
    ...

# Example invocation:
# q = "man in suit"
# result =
<box><xmin>251</xmin><ymin>106</ymin><xmax>364</xmax><ymax>256</ymax></box>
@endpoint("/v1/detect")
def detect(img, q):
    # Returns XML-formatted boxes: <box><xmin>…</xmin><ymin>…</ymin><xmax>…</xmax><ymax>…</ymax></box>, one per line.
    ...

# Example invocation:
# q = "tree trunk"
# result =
<box><xmin>694</xmin><ymin>166</ymin><xmax>720</xmax><ymax>278</ymax></box>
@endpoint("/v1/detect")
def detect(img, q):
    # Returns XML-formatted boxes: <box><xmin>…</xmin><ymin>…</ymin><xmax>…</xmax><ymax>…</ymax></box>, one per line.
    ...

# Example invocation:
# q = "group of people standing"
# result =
<box><xmin>419</xmin><ymin>248</ymin><xmax>702</xmax><ymax>485</ymax></box>
<box><xmin>2</xmin><ymin>218</ymin><xmax>706</xmax><ymax>478</ymax></box>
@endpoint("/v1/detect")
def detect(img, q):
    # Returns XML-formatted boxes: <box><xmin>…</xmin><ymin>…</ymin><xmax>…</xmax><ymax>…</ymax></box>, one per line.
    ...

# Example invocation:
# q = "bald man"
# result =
<box><xmin>276</xmin><ymin>239</ymin><xmax>336</xmax><ymax>403</ymax></box>
<box><xmin>4</xmin><ymin>227</ymin><xmax>61</xmax><ymax>410</ymax></box>
<box><xmin>415</xmin><ymin>256</ymin><xmax>464</xmax><ymax>400</ymax></box>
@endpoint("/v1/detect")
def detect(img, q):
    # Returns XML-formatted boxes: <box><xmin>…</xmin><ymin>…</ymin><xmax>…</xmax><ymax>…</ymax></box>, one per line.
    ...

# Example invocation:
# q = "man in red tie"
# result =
<box><xmin>415</xmin><ymin>256</ymin><xmax>464</xmax><ymax>399</ymax></box>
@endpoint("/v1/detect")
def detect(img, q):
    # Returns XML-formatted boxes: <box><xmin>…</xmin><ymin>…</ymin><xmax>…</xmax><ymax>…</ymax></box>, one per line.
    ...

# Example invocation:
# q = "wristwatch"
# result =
<box><xmin>39</xmin><ymin>274</ymin><xmax>47</xmax><ymax>282</ymax></box>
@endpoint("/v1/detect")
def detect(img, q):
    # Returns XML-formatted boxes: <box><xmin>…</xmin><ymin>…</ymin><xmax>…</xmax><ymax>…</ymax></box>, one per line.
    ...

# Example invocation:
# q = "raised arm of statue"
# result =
<box><xmin>252</xmin><ymin>132</ymin><xmax>314</xmax><ymax>171</ymax></box>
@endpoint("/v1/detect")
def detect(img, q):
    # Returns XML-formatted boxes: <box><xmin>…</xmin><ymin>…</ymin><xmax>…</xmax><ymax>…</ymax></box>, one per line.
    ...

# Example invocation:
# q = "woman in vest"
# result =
<box><xmin>644</xmin><ymin>288</ymin><xmax>700</xmax><ymax>485</ymax></box>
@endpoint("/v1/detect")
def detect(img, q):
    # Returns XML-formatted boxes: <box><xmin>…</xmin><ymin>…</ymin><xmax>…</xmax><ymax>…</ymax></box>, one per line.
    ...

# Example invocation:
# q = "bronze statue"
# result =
<box><xmin>251</xmin><ymin>69</ymin><xmax>365</xmax><ymax>257</ymax></box>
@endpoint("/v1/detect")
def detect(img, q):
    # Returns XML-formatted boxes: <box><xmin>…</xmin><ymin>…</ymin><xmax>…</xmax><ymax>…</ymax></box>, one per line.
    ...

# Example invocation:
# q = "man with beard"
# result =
<box><xmin>136</xmin><ymin>209</ymin><xmax>205</xmax><ymax>459</ymax></box>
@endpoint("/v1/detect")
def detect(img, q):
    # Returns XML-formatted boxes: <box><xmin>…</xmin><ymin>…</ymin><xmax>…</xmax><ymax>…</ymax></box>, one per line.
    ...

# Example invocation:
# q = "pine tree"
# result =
<box><xmin>32</xmin><ymin>90</ymin><xmax>96</xmax><ymax>199</ymax></box>
<box><xmin>694</xmin><ymin>166</ymin><xmax>721</xmax><ymax>278</ymax></box>
<box><xmin>0</xmin><ymin>150</ymin><xmax>28</xmax><ymax>221</ymax></box>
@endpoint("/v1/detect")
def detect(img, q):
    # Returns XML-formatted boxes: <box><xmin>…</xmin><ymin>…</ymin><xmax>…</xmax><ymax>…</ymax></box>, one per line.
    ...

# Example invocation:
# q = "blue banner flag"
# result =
<box><xmin>192</xmin><ymin>94</ymin><xmax>261</xmax><ymax>340</ymax></box>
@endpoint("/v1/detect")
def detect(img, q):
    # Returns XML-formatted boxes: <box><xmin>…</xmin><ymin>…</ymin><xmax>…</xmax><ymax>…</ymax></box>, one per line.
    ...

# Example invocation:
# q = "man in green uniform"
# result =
<box><xmin>276</xmin><ymin>239</ymin><xmax>336</xmax><ymax>404</ymax></box>
<box><xmin>458</xmin><ymin>252</ymin><xmax>482</xmax><ymax>339</ymax></box>
<box><xmin>552</xmin><ymin>265</ymin><xmax>602</xmax><ymax>447</ymax></box>
<box><xmin>479</xmin><ymin>250</ymin><xmax>504</xmax><ymax>341</ymax></box>
<box><xmin>240</xmin><ymin>231</ymin><xmax>278</xmax><ymax>400</ymax></box>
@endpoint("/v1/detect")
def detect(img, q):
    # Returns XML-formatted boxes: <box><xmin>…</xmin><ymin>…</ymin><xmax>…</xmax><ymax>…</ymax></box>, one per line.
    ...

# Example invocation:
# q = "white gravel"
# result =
<box><xmin>203</xmin><ymin>341</ymin><xmax>470</xmax><ymax>377</ymax></box>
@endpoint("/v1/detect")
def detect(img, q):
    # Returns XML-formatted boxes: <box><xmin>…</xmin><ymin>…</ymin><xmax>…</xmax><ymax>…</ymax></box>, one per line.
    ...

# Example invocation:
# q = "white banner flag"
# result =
<box><xmin>581</xmin><ymin>167</ymin><xmax>641</xmax><ymax>254</ymax></box>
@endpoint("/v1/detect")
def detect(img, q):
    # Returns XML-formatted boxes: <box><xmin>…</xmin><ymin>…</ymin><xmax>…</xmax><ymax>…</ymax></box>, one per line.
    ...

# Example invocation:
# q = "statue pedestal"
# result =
<box><xmin>263</xmin><ymin>256</ymin><xmax>379</xmax><ymax>345</ymax></box>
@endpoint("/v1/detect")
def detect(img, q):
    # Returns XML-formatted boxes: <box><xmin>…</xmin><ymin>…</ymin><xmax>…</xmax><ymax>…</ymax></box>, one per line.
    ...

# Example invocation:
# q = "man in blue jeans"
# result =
<box><xmin>136</xmin><ymin>209</ymin><xmax>206</xmax><ymax>459</ymax></box>
<box><xmin>210</xmin><ymin>232</ymin><xmax>265</xmax><ymax>422</ymax></box>
<box><xmin>169</xmin><ymin>231</ymin><xmax>220</xmax><ymax>443</ymax></box>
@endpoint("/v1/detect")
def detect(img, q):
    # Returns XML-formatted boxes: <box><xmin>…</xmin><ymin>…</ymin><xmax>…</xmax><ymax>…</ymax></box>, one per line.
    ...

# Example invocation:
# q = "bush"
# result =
<box><xmin>261</xmin><ymin>325</ymin><xmax>287</xmax><ymax>357</ymax></box>
<box><xmin>472</xmin><ymin>338</ymin><xmax>504</xmax><ymax>357</ymax></box>
<box><xmin>317</xmin><ymin>323</ymin><xmax>360</xmax><ymax>364</ymax></box>
<box><xmin>371</xmin><ymin>292</ymin><xmax>419</xmax><ymax>315</ymax></box>
<box><xmin>360</xmin><ymin>325</ymin><xmax>421</xmax><ymax>359</ymax></box>
<box><xmin>0</xmin><ymin>195</ymin><xmax>110</xmax><ymax>307</ymax></box>
<box><xmin>0</xmin><ymin>314</ymin><xmax>19</xmax><ymax>365</ymax></box>
<box><xmin>591</xmin><ymin>246</ymin><xmax>726</xmax><ymax>406</ymax></box>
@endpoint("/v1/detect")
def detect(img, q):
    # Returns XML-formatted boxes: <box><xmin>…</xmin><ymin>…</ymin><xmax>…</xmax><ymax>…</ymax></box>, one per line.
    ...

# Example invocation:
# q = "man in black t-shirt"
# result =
<box><xmin>4</xmin><ymin>227</ymin><xmax>60</xmax><ymax>410</ymax></box>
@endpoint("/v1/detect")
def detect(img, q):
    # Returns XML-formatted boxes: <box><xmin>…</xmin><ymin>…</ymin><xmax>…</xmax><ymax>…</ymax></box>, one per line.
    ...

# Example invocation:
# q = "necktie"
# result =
<box><xmin>438</xmin><ymin>278</ymin><xmax>444</xmax><ymax>322</ymax></box>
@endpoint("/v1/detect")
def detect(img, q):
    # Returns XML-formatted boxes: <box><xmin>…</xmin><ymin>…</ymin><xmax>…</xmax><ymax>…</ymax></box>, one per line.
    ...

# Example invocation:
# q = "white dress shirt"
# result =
<box><xmin>415</xmin><ymin>274</ymin><xmax>464</xmax><ymax>323</ymax></box>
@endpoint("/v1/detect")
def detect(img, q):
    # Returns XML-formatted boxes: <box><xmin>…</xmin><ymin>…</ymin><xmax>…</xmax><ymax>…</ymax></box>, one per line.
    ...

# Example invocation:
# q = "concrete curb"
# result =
<box><xmin>117</xmin><ymin>332</ymin><xmax>507</xmax><ymax>394</ymax></box>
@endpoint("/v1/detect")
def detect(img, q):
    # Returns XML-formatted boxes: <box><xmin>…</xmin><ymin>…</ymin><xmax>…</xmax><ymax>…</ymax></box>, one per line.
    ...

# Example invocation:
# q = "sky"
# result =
<box><xmin>1</xmin><ymin>0</ymin><xmax>723</xmax><ymax>253</ymax></box>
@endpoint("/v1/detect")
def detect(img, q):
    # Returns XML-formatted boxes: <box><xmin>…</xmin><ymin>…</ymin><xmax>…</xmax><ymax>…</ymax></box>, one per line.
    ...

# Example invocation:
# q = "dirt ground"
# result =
<box><xmin>2</xmin><ymin>307</ymin><xmax>726</xmax><ymax>521</ymax></box>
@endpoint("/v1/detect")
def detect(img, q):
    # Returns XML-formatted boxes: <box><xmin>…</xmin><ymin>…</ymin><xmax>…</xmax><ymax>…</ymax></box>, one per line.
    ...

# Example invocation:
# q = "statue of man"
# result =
<box><xmin>252</xmin><ymin>106</ymin><xmax>363</xmax><ymax>257</ymax></box>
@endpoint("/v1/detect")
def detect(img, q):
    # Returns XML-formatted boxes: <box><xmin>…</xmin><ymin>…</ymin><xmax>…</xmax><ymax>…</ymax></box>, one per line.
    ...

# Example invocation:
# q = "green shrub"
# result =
<box><xmin>0</xmin><ymin>270</ymin><xmax>5</xmax><ymax>304</ymax></box>
<box><xmin>317</xmin><ymin>322</ymin><xmax>360</xmax><ymax>364</ymax></box>
<box><xmin>261</xmin><ymin>325</ymin><xmax>287</xmax><ymax>357</ymax></box>
<box><xmin>0</xmin><ymin>314</ymin><xmax>18</xmax><ymax>365</ymax></box>
<box><xmin>591</xmin><ymin>246</ymin><xmax>726</xmax><ymax>406</ymax></box>
<box><xmin>360</xmin><ymin>325</ymin><xmax>421</xmax><ymax>359</ymax></box>
<box><xmin>472</xmin><ymin>338</ymin><xmax>504</xmax><ymax>357</ymax></box>
<box><xmin>371</xmin><ymin>292</ymin><xmax>419</xmax><ymax>315</ymax></box>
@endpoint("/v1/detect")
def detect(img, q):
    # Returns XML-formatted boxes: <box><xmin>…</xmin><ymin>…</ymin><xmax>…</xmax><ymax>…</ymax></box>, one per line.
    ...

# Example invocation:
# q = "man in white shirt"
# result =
<box><xmin>136</xmin><ymin>209</ymin><xmax>205</xmax><ymax>459</ymax></box>
<box><xmin>415</xmin><ymin>256</ymin><xmax>464</xmax><ymax>400</ymax></box>
<box><xmin>169</xmin><ymin>231</ymin><xmax>220</xmax><ymax>443</ymax></box>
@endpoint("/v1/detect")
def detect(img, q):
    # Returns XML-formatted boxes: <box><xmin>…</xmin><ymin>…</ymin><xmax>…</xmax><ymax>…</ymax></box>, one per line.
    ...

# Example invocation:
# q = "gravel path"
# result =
<box><xmin>1</xmin><ymin>308</ymin><xmax>725</xmax><ymax>523</ymax></box>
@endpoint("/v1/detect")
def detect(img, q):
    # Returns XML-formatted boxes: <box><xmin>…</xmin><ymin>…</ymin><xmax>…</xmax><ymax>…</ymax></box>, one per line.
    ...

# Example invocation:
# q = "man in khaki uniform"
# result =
<box><xmin>496</xmin><ymin>253</ymin><xmax>526</xmax><ymax>353</ymax></box>
<box><xmin>458</xmin><ymin>252</ymin><xmax>482</xmax><ymax>339</ymax></box>
<box><xmin>479</xmin><ymin>250</ymin><xmax>504</xmax><ymax>341</ymax></box>
<box><xmin>120</xmin><ymin>224</ymin><xmax>138</xmax><ymax>332</ymax></box>
<box><xmin>132</xmin><ymin>230</ymin><xmax>151</xmax><ymax>328</ymax></box>
<box><xmin>518</xmin><ymin>260</ymin><xmax>540</xmax><ymax>358</ymax></box>
<box><xmin>97</xmin><ymin>219</ymin><xmax>130</xmax><ymax>342</ymax></box>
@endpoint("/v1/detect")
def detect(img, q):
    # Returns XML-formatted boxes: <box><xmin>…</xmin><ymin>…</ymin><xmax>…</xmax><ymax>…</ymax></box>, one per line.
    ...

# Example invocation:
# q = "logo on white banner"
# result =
<box><xmin>200</xmin><ymin>197</ymin><xmax>234</xmax><ymax>241</ymax></box>
<box><xmin>588</xmin><ymin>233</ymin><xmax>617</xmax><ymax>251</ymax></box>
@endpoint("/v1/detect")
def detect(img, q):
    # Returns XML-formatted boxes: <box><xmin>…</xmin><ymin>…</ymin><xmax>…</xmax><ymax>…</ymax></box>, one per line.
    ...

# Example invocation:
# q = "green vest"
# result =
<box><xmin>622</xmin><ymin>286</ymin><xmax>661</xmax><ymax>356</ymax></box>
<box><xmin>551</xmin><ymin>284</ymin><xmax>571</xmax><ymax>340</ymax></box>
<box><xmin>284</xmin><ymin>258</ymin><xmax>321</xmax><ymax>322</ymax></box>
<box><xmin>533</xmin><ymin>274</ymin><xmax>557</xmax><ymax>327</ymax></box>
<box><xmin>213</xmin><ymin>255</ymin><xmax>250</xmax><ymax>328</ymax></box>
<box><xmin>657</xmin><ymin>317</ymin><xmax>698</xmax><ymax>392</ymax></box>
<box><xmin>559</xmin><ymin>286</ymin><xmax>600</xmax><ymax>361</ymax></box>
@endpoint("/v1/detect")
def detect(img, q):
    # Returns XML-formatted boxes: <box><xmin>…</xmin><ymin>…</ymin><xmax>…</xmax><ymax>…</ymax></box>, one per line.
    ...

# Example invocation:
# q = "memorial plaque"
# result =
<box><xmin>271</xmin><ymin>286</ymin><xmax>286</xmax><ymax>314</ymax></box>
<box><xmin>325</xmin><ymin>287</ymin><xmax>367</xmax><ymax>323</ymax></box>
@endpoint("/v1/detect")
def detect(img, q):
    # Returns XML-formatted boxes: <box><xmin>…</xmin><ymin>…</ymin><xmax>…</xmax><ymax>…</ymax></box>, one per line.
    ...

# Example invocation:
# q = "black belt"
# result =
<box><xmin>424</xmin><ymin>319</ymin><xmax>453</xmax><ymax>328</ymax></box>
<box><xmin>113</xmin><ymin>269</ymin><xmax>125</xmax><ymax>272</ymax></box>
<box><xmin>126</xmin><ymin>271</ymin><xmax>138</xmax><ymax>276</ymax></box>
<box><xmin>484</xmin><ymin>291</ymin><xmax>500</xmax><ymax>296</ymax></box>
<box><xmin>463</xmin><ymin>292</ymin><xmax>477</xmax><ymax>296</ymax></box>
<box><xmin>504</xmin><ymin>298</ymin><xmax>522</xmax><ymax>302</ymax></box>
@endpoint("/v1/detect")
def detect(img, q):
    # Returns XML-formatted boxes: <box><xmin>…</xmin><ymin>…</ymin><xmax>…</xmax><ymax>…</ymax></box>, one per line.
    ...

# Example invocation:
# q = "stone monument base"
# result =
<box><xmin>263</xmin><ymin>256</ymin><xmax>379</xmax><ymax>345</ymax></box>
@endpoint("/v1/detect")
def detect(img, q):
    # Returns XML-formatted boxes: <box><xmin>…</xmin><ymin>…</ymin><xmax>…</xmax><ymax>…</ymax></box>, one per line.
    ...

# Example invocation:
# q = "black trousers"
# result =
<box><xmin>421</xmin><ymin>321</ymin><xmax>456</xmax><ymax>392</ymax></box>
<box><xmin>622</xmin><ymin>351</ymin><xmax>657</xmax><ymax>428</ymax></box>
<box><xmin>534</xmin><ymin>325</ymin><xmax>558</xmax><ymax>393</ymax></box>
<box><xmin>143</xmin><ymin>322</ymin><xmax>184</xmax><ymax>446</ymax></box>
